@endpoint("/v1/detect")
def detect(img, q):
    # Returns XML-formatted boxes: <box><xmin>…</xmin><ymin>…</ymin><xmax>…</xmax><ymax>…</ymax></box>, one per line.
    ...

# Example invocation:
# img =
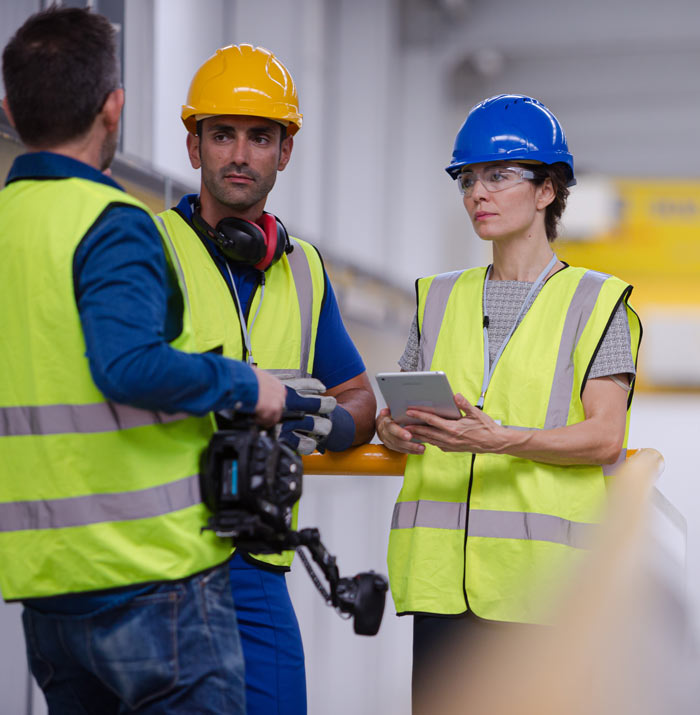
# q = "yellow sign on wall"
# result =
<box><xmin>558</xmin><ymin>179</ymin><xmax>700</xmax><ymax>306</ymax></box>
<box><xmin>558</xmin><ymin>179</ymin><xmax>700</xmax><ymax>389</ymax></box>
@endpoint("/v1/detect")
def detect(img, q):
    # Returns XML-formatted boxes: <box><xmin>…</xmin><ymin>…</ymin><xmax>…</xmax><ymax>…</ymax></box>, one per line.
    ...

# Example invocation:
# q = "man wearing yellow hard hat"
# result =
<box><xmin>159</xmin><ymin>45</ymin><xmax>376</xmax><ymax>714</ymax></box>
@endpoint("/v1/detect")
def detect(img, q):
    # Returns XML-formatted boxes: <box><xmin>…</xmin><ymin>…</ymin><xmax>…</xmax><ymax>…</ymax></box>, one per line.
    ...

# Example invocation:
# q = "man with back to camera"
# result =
<box><xmin>158</xmin><ymin>44</ymin><xmax>377</xmax><ymax>714</ymax></box>
<box><xmin>0</xmin><ymin>9</ymin><xmax>293</xmax><ymax>714</ymax></box>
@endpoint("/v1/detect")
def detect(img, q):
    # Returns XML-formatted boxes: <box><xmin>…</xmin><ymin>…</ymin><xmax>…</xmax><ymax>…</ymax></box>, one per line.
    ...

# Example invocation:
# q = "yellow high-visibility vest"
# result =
<box><xmin>159</xmin><ymin>209</ymin><xmax>326</xmax><ymax>568</ymax></box>
<box><xmin>387</xmin><ymin>265</ymin><xmax>642</xmax><ymax>623</ymax></box>
<box><xmin>0</xmin><ymin>177</ymin><xmax>231</xmax><ymax>600</ymax></box>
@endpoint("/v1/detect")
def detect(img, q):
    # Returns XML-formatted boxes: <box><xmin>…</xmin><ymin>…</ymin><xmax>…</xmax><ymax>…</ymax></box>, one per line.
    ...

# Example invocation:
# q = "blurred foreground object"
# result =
<box><xmin>414</xmin><ymin>449</ymin><xmax>700</xmax><ymax>715</ymax></box>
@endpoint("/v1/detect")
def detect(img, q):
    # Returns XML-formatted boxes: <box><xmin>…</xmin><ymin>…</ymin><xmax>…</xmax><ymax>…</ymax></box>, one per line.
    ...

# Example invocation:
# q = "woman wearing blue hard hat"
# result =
<box><xmin>377</xmin><ymin>94</ymin><xmax>642</xmax><ymax>701</ymax></box>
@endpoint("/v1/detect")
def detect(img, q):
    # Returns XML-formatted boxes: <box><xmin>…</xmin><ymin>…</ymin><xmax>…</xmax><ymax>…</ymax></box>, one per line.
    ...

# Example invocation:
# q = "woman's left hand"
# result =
<box><xmin>405</xmin><ymin>393</ymin><xmax>507</xmax><ymax>454</ymax></box>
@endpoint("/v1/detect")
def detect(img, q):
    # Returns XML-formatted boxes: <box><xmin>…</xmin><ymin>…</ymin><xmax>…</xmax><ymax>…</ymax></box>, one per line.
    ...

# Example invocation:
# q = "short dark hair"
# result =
<box><xmin>528</xmin><ymin>163</ymin><xmax>571</xmax><ymax>242</ymax></box>
<box><xmin>2</xmin><ymin>6</ymin><xmax>119</xmax><ymax>148</ymax></box>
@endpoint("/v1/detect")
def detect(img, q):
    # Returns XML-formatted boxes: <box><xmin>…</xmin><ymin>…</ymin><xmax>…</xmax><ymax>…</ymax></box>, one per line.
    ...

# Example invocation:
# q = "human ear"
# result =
<box><xmin>102</xmin><ymin>88</ymin><xmax>124</xmax><ymax>132</ymax></box>
<box><xmin>186</xmin><ymin>132</ymin><xmax>201</xmax><ymax>170</ymax></box>
<box><xmin>278</xmin><ymin>135</ymin><xmax>293</xmax><ymax>171</ymax></box>
<box><xmin>536</xmin><ymin>177</ymin><xmax>555</xmax><ymax>210</ymax></box>
<box><xmin>2</xmin><ymin>97</ymin><xmax>15</xmax><ymax>128</ymax></box>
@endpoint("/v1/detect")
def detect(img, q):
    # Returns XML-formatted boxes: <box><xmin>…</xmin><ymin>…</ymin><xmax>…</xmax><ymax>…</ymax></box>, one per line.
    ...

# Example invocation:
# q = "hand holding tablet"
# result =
<box><xmin>376</xmin><ymin>371</ymin><xmax>462</xmax><ymax>426</ymax></box>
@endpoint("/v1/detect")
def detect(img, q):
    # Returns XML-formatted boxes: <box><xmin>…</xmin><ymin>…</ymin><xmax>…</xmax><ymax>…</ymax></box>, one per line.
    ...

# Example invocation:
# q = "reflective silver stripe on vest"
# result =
<box><xmin>156</xmin><ymin>214</ymin><xmax>192</xmax><ymax>321</ymax></box>
<box><xmin>391</xmin><ymin>500</ymin><xmax>594</xmax><ymax>549</ymax></box>
<box><xmin>287</xmin><ymin>240</ymin><xmax>314</xmax><ymax>377</ymax></box>
<box><xmin>468</xmin><ymin>508</ymin><xmax>593</xmax><ymax>549</ymax></box>
<box><xmin>391</xmin><ymin>499</ymin><xmax>467</xmax><ymax>530</ymax></box>
<box><xmin>0</xmin><ymin>474</ymin><xmax>201</xmax><ymax>532</ymax></box>
<box><xmin>418</xmin><ymin>271</ymin><xmax>463</xmax><ymax>371</ymax></box>
<box><xmin>0</xmin><ymin>402</ymin><xmax>189</xmax><ymax>437</ymax></box>
<box><xmin>543</xmin><ymin>270</ymin><xmax>609</xmax><ymax>429</ymax></box>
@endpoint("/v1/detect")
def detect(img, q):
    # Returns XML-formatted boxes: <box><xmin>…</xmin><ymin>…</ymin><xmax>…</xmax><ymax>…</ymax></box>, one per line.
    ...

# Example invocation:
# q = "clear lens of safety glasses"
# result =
<box><xmin>457</xmin><ymin>166</ymin><xmax>536</xmax><ymax>196</ymax></box>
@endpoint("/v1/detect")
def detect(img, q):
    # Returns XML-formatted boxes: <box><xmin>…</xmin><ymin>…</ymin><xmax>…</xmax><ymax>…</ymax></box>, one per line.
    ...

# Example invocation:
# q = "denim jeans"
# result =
<box><xmin>22</xmin><ymin>562</ymin><xmax>245</xmax><ymax>714</ymax></box>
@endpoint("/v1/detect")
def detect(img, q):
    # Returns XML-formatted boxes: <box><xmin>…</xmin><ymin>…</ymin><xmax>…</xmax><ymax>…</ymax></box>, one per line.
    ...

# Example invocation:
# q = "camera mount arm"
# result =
<box><xmin>286</xmin><ymin>528</ymin><xmax>388</xmax><ymax>636</ymax></box>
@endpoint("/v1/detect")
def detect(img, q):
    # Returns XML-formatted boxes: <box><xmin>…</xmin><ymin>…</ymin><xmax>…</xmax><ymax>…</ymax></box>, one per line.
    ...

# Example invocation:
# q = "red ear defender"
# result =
<box><xmin>255</xmin><ymin>212</ymin><xmax>289</xmax><ymax>271</ymax></box>
<box><xmin>191</xmin><ymin>208</ymin><xmax>291</xmax><ymax>270</ymax></box>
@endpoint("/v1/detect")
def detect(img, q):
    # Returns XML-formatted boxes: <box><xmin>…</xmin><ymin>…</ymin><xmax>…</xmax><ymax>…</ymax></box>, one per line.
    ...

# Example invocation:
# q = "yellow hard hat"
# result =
<box><xmin>181</xmin><ymin>44</ymin><xmax>302</xmax><ymax>135</ymax></box>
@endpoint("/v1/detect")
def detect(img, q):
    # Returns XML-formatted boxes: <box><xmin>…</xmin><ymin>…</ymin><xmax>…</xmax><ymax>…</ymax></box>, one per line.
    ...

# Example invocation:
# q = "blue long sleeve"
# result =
<box><xmin>74</xmin><ymin>205</ymin><xmax>258</xmax><ymax>415</ymax></box>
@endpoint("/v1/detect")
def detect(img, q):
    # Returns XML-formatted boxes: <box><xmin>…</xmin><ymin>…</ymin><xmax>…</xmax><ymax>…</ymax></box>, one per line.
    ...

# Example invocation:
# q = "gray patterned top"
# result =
<box><xmin>398</xmin><ymin>279</ymin><xmax>636</xmax><ymax>378</ymax></box>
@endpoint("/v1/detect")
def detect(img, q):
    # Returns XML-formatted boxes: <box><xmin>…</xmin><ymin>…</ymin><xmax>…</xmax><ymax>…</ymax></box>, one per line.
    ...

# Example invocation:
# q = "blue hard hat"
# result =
<box><xmin>445</xmin><ymin>94</ymin><xmax>575</xmax><ymax>186</ymax></box>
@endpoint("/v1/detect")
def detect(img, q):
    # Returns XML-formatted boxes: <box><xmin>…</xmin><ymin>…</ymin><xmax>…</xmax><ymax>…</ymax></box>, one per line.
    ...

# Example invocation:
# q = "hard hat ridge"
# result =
<box><xmin>181</xmin><ymin>43</ymin><xmax>302</xmax><ymax>136</ymax></box>
<box><xmin>446</xmin><ymin>93</ymin><xmax>575</xmax><ymax>186</ymax></box>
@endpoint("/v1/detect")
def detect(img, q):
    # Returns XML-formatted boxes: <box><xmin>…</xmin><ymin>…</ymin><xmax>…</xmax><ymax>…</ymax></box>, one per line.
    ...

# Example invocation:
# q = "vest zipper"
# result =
<box><xmin>462</xmin><ymin>452</ymin><xmax>476</xmax><ymax>613</ymax></box>
<box><xmin>463</xmin><ymin>453</ymin><xmax>503</xmax><ymax>624</ymax></box>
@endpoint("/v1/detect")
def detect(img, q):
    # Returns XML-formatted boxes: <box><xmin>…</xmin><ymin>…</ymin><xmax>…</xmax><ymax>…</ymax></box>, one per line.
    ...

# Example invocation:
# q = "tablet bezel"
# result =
<box><xmin>375</xmin><ymin>371</ymin><xmax>462</xmax><ymax>426</ymax></box>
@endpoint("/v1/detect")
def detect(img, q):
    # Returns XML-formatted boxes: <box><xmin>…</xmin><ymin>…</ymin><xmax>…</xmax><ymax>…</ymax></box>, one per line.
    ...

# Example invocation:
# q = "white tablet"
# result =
<box><xmin>376</xmin><ymin>371</ymin><xmax>461</xmax><ymax>426</ymax></box>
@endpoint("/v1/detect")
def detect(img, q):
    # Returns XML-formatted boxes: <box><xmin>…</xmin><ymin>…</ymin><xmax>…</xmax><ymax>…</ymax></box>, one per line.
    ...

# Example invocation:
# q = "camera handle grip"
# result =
<box><xmin>288</xmin><ymin>528</ymin><xmax>388</xmax><ymax>636</ymax></box>
<box><xmin>287</xmin><ymin>527</ymin><xmax>340</xmax><ymax>594</ymax></box>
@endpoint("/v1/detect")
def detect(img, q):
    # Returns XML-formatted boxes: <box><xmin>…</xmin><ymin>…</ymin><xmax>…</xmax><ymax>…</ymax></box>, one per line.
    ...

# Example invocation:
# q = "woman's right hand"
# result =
<box><xmin>376</xmin><ymin>407</ymin><xmax>426</xmax><ymax>455</ymax></box>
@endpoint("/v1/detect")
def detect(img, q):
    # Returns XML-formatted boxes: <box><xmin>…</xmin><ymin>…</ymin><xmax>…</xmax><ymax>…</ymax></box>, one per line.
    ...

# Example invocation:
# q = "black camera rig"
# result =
<box><xmin>199</xmin><ymin>418</ymin><xmax>388</xmax><ymax>636</ymax></box>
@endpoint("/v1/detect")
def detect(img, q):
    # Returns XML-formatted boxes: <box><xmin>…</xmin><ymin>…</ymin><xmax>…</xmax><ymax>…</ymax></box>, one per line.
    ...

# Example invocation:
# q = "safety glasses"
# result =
<box><xmin>457</xmin><ymin>165</ymin><xmax>536</xmax><ymax>196</ymax></box>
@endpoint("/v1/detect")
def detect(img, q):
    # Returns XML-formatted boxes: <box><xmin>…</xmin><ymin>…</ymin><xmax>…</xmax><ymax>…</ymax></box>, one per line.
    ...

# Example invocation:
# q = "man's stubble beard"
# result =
<box><xmin>99</xmin><ymin>126</ymin><xmax>120</xmax><ymax>172</ymax></box>
<box><xmin>201</xmin><ymin>164</ymin><xmax>277</xmax><ymax>214</ymax></box>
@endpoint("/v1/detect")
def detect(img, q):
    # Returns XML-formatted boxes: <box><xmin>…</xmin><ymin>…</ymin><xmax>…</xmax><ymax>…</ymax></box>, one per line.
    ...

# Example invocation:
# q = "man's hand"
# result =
<box><xmin>279</xmin><ymin>378</ymin><xmax>337</xmax><ymax>454</ymax></box>
<box><xmin>252</xmin><ymin>366</ymin><xmax>286</xmax><ymax>427</ymax></box>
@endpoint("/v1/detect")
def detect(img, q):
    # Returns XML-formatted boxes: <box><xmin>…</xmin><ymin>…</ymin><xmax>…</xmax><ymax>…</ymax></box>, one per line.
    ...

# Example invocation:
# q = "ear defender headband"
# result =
<box><xmin>192</xmin><ymin>205</ymin><xmax>292</xmax><ymax>271</ymax></box>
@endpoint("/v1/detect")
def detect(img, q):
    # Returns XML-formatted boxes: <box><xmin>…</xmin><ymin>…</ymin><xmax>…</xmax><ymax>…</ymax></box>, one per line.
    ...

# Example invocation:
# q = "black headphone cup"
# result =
<box><xmin>273</xmin><ymin>216</ymin><xmax>291</xmax><ymax>258</ymax></box>
<box><xmin>192</xmin><ymin>210</ymin><xmax>289</xmax><ymax>268</ymax></box>
<box><xmin>217</xmin><ymin>218</ymin><xmax>267</xmax><ymax>264</ymax></box>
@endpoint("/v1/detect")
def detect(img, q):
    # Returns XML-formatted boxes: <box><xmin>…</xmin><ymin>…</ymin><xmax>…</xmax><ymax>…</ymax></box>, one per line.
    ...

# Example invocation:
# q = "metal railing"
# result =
<box><xmin>303</xmin><ymin>444</ymin><xmax>406</xmax><ymax>476</ymax></box>
<box><xmin>303</xmin><ymin>445</ymin><xmax>643</xmax><ymax>476</ymax></box>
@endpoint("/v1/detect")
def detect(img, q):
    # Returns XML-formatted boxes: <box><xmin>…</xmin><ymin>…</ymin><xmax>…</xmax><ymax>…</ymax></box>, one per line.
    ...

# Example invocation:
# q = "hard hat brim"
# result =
<box><xmin>445</xmin><ymin>153</ymin><xmax>576</xmax><ymax>187</ymax></box>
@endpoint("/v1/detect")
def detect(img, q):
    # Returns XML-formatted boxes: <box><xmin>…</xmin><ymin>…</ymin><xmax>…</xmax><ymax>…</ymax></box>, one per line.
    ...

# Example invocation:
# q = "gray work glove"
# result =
<box><xmin>278</xmin><ymin>377</ymin><xmax>337</xmax><ymax>455</ymax></box>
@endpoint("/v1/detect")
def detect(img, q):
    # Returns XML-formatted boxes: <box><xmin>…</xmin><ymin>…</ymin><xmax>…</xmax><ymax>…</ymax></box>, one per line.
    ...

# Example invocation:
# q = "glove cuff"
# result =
<box><xmin>319</xmin><ymin>404</ymin><xmax>355</xmax><ymax>452</ymax></box>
